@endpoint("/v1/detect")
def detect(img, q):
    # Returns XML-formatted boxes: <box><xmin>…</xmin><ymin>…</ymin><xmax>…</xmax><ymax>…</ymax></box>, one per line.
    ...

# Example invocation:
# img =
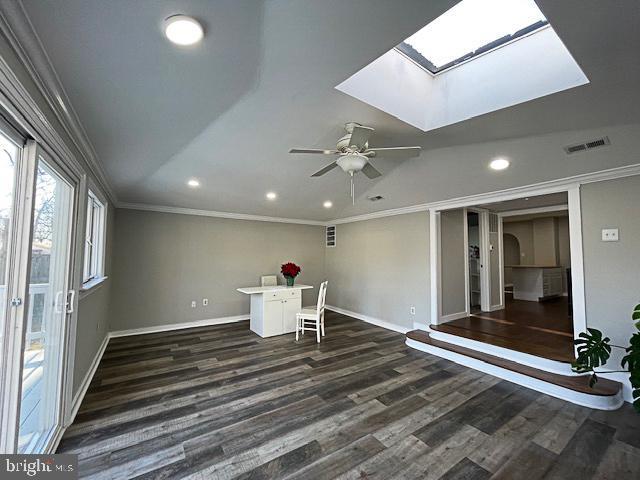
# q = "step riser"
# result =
<box><xmin>406</xmin><ymin>338</ymin><xmax>624</xmax><ymax>411</ymax></box>
<box><xmin>428</xmin><ymin>328</ymin><xmax>580</xmax><ymax>376</ymax></box>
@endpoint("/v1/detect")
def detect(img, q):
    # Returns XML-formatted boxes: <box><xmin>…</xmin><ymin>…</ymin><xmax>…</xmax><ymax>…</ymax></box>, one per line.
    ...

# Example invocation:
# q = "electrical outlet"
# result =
<box><xmin>203</xmin><ymin>298</ymin><xmax>209</xmax><ymax>306</ymax></box>
<box><xmin>601</xmin><ymin>228</ymin><xmax>619</xmax><ymax>242</ymax></box>
<box><xmin>191</xmin><ymin>301</ymin><xmax>197</xmax><ymax>308</ymax></box>
<box><xmin>410</xmin><ymin>306</ymin><xmax>416</xmax><ymax>315</ymax></box>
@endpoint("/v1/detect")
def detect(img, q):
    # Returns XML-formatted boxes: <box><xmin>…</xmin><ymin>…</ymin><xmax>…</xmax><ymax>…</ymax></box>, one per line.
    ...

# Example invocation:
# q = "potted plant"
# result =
<box><xmin>281</xmin><ymin>262</ymin><xmax>301</xmax><ymax>287</ymax></box>
<box><xmin>572</xmin><ymin>303</ymin><xmax>640</xmax><ymax>411</ymax></box>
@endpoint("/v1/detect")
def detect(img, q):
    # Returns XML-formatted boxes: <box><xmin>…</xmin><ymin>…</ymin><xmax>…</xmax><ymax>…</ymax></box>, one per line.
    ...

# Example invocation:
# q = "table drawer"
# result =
<box><xmin>265</xmin><ymin>289</ymin><xmax>302</xmax><ymax>301</ymax></box>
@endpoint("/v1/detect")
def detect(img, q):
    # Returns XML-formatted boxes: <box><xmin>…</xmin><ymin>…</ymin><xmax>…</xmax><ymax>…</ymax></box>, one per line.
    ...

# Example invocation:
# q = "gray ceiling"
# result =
<box><xmin>21</xmin><ymin>0</ymin><xmax>640</xmax><ymax>221</ymax></box>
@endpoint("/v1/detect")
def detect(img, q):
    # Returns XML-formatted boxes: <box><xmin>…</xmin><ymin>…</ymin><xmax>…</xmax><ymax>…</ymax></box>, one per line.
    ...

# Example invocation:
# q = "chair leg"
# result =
<box><xmin>321</xmin><ymin>313</ymin><xmax>325</xmax><ymax>337</ymax></box>
<box><xmin>316</xmin><ymin>318</ymin><xmax>321</xmax><ymax>343</ymax></box>
<box><xmin>295</xmin><ymin>315</ymin><xmax>299</xmax><ymax>341</ymax></box>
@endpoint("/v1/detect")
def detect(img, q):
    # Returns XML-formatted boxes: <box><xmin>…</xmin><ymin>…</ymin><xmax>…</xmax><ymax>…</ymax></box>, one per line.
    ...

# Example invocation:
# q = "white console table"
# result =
<box><xmin>237</xmin><ymin>284</ymin><xmax>313</xmax><ymax>337</ymax></box>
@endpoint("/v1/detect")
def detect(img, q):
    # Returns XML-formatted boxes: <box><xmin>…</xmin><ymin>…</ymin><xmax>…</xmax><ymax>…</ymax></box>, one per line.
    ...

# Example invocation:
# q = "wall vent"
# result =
<box><xmin>368</xmin><ymin>195</ymin><xmax>384</xmax><ymax>202</ymax></box>
<box><xmin>564</xmin><ymin>136</ymin><xmax>610</xmax><ymax>154</ymax></box>
<box><xmin>326</xmin><ymin>225</ymin><xmax>336</xmax><ymax>248</ymax></box>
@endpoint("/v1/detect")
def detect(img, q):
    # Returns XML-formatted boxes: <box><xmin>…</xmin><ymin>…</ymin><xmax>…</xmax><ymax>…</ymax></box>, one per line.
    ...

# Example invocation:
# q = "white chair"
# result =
<box><xmin>295</xmin><ymin>281</ymin><xmax>328</xmax><ymax>343</ymax></box>
<box><xmin>261</xmin><ymin>275</ymin><xmax>278</xmax><ymax>287</ymax></box>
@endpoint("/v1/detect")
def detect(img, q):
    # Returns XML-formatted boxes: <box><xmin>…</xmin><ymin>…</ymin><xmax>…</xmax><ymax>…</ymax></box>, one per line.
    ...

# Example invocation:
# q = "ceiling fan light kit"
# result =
<box><xmin>289</xmin><ymin>123</ymin><xmax>421</xmax><ymax>204</ymax></box>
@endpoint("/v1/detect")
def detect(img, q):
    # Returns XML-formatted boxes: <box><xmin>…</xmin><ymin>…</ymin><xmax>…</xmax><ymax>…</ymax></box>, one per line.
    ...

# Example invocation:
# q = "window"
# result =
<box><xmin>83</xmin><ymin>190</ymin><xmax>105</xmax><ymax>284</ymax></box>
<box><xmin>396</xmin><ymin>0</ymin><xmax>548</xmax><ymax>74</ymax></box>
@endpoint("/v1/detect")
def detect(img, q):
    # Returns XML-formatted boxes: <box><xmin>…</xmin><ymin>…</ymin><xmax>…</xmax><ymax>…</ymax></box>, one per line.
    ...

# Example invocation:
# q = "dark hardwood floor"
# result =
<box><xmin>433</xmin><ymin>296</ymin><xmax>575</xmax><ymax>362</ymax></box>
<box><xmin>58</xmin><ymin>312</ymin><xmax>640</xmax><ymax>479</ymax></box>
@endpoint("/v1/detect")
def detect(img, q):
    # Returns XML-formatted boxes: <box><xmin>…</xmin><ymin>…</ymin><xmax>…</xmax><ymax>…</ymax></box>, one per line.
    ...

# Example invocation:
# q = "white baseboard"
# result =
<box><xmin>406</xmin><ymin>338</ymin><xmax>624</xmax><ymax>411</ymax></box>
<box><xmin>52</xmin><ymin>314</ymin><xmax>249</xmax><ymax>452</ymax></box>
<box><xmin>439</xmin><ymin>311</ymin><xmax>468</xmax><ymax>323</ymax></box>
<box><xmin>109</xmin><ymin>314</ymin><xmax>249</xmax><ymax>338</ymax></box>
<box><xmin>325</xmin><ymin>305</ymin><xmax>410</xmax><ymax>334</ymax></box>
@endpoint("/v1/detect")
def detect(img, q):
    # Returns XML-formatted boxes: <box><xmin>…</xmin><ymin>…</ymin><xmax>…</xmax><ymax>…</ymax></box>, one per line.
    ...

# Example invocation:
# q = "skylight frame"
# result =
<box><xmin>396</xmin><ymin>0</ymin><xmax>550</xmax><ymax>76</ymax></box>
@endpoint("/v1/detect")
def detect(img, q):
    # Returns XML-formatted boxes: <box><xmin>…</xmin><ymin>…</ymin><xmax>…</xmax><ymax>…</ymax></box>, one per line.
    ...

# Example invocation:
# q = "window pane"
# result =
<box><xmin>0</xmin><ymin>133</ymin><xmax>20</xmax><ymax>386</ymax></box>
<box><xmin>401</xmin><ymin>0</ymin><xmax>547</xmax><ymax>70</ymax></box>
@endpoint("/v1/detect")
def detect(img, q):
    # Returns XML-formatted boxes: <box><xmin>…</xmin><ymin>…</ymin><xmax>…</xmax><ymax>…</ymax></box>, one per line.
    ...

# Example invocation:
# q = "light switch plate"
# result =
<box><xmin>602</xmin><ymin>228</ymin><xmax>619</xmax><ymax>242</ymax></box>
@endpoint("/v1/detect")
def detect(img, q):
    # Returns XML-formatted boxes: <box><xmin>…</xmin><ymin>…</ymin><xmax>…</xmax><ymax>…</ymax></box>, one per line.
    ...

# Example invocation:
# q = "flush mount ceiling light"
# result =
<box><xmin>323</xmin><ymin>201</ymin><xmax>333</xmax><ymax>209</ymax></box>
<box><xmin>489</xmin><ymin>158</ymin><xmax>510</xmax><ymax>170</ymax></box>
<box><xmin>164</xmin><ymin>15</ymin><xmax>204</xmax><ymax>46</ymax></box>
<box><xmin>187</xmin><ymin>178</ymin><xmax>200</xmax><ymax>187</ymax></box>
<box><xmin>266</xmin><ymin>192</ymin><xmax>277</xmax><ymax>200</ymax></box>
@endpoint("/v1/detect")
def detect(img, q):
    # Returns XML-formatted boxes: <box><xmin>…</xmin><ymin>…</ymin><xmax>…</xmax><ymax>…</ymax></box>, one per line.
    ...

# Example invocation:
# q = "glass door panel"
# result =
<box><xmin>0</xmin><ymin>133</ymin><xmax>20</xmax><ymax>375</ymax></box>
<box><xmin>18</xmin><ymin>159</ymin><xmax>73</xmax><ymax>453</ymax></box>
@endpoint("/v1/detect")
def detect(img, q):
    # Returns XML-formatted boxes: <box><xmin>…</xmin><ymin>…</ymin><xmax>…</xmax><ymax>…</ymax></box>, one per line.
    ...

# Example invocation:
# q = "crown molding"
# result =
<box><xmin>117</xmin><ymin>203</ymin><xmax>326</xmax><ymax>226</ymax></box>
<box><xmin>500</xmin><ymin>204</ymin><xmax>568</xmax><ymax>218</ymax></box>
<box><xmin>118</xmin><ymin>163</ymin><xmax>640</xmax><ymax>226</ymax></box>
<box><xmin>329</xmin><ymin>163</ymin><xmax>640</xmax><ymax>224</ymax></box>
<box><xmin>0</xmin><ymin>0</ymin><xmax>117</xmax><ymax>203</ymax></box>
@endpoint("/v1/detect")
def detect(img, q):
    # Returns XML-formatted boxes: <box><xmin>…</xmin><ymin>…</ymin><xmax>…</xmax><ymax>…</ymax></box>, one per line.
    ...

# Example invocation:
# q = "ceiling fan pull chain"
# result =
<box><xmin>350</xmin><ymin>172</ymin><xmax>355</xmax><ymax>205</ymax></box>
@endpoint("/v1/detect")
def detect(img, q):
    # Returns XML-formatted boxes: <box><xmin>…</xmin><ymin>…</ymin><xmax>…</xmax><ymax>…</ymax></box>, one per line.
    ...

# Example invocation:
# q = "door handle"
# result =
<box><xmin>66</xmin><ymin>290</ymin><xmax>76</xmax><ymax>314</ymax></box>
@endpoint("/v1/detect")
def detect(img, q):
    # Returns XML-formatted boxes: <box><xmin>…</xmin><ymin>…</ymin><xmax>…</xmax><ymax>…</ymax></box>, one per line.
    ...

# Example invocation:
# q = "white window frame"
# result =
<box><xmin>82</xmin><ymin>190</ymin><xmax>106</xmax><ymax>285</ymax></box>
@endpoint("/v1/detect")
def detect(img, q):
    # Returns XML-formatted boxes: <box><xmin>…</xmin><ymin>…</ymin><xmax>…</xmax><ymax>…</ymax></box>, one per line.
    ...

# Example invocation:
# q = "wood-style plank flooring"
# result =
<box><xmin>434</xmin><ymin>297</ymin><xmax>575</xmax><ymax>362</ymax></box>
<box><xmin>58</xmin><ymin>312</ymin><xmax>640</xmax><ymax>479</ymax></box>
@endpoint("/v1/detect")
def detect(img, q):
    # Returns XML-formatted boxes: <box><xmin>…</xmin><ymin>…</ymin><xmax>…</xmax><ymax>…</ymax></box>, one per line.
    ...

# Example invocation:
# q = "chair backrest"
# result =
<box><xmin>316</xmin><ymin>280</ymin><xmax>328</xmax><ymax>314</ymax></box>
<box><xmin>261</xmin><ymin>275</ymin><xmax>278</xmax><ymax>287</ymax></box>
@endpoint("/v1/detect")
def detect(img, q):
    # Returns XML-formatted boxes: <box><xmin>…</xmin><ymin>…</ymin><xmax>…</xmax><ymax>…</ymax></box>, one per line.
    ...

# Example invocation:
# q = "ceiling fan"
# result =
<box><xmin>289</xmin><ymin>122</ymin><xmax>421</xmax><ymax>203</ymax></box>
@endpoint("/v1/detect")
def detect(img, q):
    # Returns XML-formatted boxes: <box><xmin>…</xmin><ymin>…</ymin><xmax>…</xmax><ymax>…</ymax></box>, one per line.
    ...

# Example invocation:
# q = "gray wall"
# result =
<box><xmin>532</xmin><ymin>217</ymin><xmax>558</xmax><ymax>266</ymax></box>
<box><xmin>324</xmin><ymin>212</ymin><xmax>429</xmax><ymax>330</ymax></box>
<box><xmin>109</xmin><ymin>209</ymin><xmax>325</xmax><ymax>332</ymax></box>
<box><xmin>503</xmin><ymin>221</ymin><xmax>534</xmax><ymax>264</ymax></box>
<box><xmin>581</xmin><ymin>176</ymin><xmax>640</xmax><ymax>393</ymax></box>
<box><xmin>440</xmin><ymin>209</ymin><xmax>466</xmax><ymax>316</ymax></box>
<box><xmin>73</xmin><ymin>206</ymin><xmax>114</xmax><ymax>393</ymax></box>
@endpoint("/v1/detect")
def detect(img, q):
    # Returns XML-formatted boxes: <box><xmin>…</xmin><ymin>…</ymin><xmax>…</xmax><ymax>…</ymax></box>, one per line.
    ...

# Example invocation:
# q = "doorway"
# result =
<box><xmin>0</xmin><ymin>133</ymin><xmax>77</xmax><ymax>454</ymax></box>
<box><xmin>431</xmin><ymin>190</ymin><xmax>582</xmax><ymax>364</ymax></box>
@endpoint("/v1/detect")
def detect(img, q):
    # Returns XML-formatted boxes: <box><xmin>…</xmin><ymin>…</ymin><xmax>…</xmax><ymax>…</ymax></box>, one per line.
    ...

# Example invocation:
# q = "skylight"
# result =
<box><xmin>397</xmin><ymin>0</ymin><xmax>548</xmax><ymax>74</ymax></box>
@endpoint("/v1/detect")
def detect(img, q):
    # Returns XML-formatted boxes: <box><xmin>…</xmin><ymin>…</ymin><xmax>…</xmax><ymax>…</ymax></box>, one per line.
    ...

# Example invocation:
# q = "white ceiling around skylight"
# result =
<box><xmin>400</xmin><ymin>0</ymin><xmax>548</xmax><ymax>73</ymax></box>
<box><xmin>336</xmin><ymin>0</ymin><xmax>589</xmax><ymax>134</ymax></box>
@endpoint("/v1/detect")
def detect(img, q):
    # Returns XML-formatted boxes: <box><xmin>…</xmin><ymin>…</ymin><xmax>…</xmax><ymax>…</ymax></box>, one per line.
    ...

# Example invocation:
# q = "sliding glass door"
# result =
<box><xmin>0</xmin><ymin>132</ymin><xmax>77</xmax><ymax>453</ymax></box>
<box><xmin>18</xmin><ymin>158</ymin><xmax>74</xmax><ymax>453</ymax></box>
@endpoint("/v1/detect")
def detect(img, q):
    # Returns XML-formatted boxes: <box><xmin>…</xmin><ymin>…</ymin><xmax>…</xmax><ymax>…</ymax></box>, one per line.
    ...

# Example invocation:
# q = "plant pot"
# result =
<box><xmin>285</xmin><ymin>276</ymin><xmax>295</xmax><ymax>287</ymax></box>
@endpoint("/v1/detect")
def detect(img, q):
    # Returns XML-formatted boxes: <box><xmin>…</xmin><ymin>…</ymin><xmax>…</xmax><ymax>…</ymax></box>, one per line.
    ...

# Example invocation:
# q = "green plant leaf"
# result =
<box><xmin>588</xmin><ymin>373</ymin><xmax>598</xmax><ymax>388</ymax></box>
<box><xmin>572</xmin><ymin>328</ymin><xmax>611</xmax><ymax>377</ymax></box>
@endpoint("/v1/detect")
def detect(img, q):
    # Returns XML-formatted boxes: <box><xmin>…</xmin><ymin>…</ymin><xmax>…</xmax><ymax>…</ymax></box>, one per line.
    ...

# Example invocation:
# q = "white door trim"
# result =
<box><xmin>567</xmin><ymin>185</ymin><xmax>587</xmax><ymax>345</ymax></box>
<box><xmin>429</xmin><ymin>182</ymin><xmax>586</xmax><ymax>348</ymax></box>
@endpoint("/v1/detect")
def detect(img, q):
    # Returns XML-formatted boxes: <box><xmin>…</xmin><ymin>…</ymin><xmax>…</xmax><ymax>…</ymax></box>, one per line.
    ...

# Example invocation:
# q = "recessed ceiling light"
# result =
<box><xmin>323</xmin><ymin>201</ymin><xmax>333</xmax><ymax>208</ymax></box>
<box><xmin>266</xmin><ymin>192</ymin><xmax>277</xmax><ymax>200</ymax></box>
<box><xmin>187</xmin><ymin>178</ymin><xmax>200</xmax><ymax>187</ymax></box>
<box><xmin>489</xmin><ymin>158</ymin><xmax>510</xmax><ymax>170</ymax></box>
<box><xmin>164</xmin><ymin>15</ymin><xmax>204</xmax><ymax>46</ymax></box>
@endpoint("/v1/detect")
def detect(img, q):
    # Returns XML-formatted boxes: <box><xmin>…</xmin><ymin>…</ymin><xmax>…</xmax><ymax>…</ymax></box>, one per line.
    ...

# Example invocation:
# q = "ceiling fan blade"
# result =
<box><xmin>366</xmin><ymin>146</ymin><xmax>421</xmax><ymax>159</ymax></box>
<box><xmin>311</xmin><ymin>162</ymin><xmax>339</xmax><ymax>177</ymax></box>
<box><xmin>362</xmin><ymin>162</ymin><xmax>382</xmax><ymax>179</ymax></box>
<box><xmin>348</xmin><ymin>125</ymin><xmax>374</xmax><ymax>150</ymax></box>
<box><xmin>289</xmin><ymin>148</ymin><xmax>338</xmax><ymax>154</ymax></box>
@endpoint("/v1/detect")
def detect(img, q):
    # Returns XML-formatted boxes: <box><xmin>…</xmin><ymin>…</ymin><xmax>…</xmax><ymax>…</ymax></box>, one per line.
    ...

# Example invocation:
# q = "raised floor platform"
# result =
<box><xmin>434</xmin><ymin>296</ymin><xmax>575</xmax><ymax>363</ymax></box>
<box><xmin>406</xmin><ymin>330</ymin><xmax>623</xmax><ymax>410</ymax></box>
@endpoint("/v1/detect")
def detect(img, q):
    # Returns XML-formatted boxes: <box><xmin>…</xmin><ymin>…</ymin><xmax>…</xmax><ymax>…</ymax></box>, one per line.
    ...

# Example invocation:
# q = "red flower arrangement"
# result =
<box><xmin>281</xmin><ymin>262</ymin><xmax>301</xmax><ymax>278</ymax></box>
